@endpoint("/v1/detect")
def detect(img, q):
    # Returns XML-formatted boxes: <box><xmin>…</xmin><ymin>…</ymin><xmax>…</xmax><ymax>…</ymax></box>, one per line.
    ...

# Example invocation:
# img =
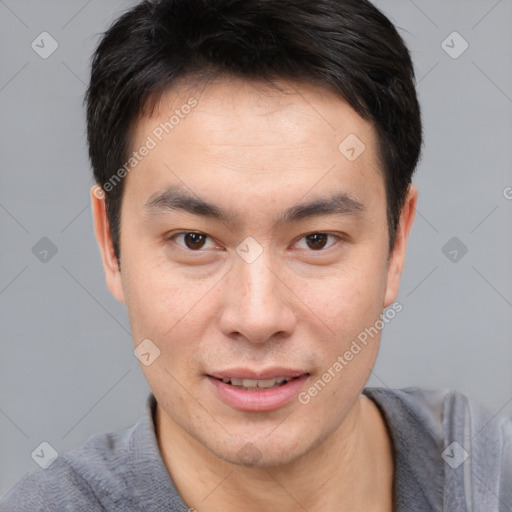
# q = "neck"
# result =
<box><xmin>155</xmin><ymin>395</ymin><xmax>394</xmax><ymax>512</ymax></box>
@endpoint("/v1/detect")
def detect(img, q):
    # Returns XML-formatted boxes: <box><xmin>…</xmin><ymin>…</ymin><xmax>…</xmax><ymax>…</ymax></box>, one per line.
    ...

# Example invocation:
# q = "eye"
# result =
<box><xmin>294</xmin><ymin>233</ymin><xmax>339</xmax><ymax>251</ymax></box>
<box><xmin>167</xmin><ymin>231</ymin><xmax>340</xmax><ymax>253</ymax></box>
<box><xmin>170</xmin><ymin>231</ymin><xmax>217</xmax><ymax>251</ymax></box>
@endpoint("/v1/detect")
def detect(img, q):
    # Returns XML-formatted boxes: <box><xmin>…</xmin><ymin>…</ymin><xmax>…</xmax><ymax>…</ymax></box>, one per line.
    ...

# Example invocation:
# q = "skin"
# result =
<box><xmin>91</xmin><ymin>77</ymin><xmax>417</xmax><ymax>512</ymax></box>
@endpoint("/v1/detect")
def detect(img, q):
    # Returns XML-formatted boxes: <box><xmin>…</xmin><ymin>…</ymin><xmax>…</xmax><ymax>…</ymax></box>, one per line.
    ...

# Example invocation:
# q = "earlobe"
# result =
<box><xmin>383</xmin><ymin>184</ymin><xmax>418</xmax><ymax>308</ymax></box>
<box><xmin>90</xmin><ymin>185</ymin><xmax>126</xmax><ymax>304</ymax></box>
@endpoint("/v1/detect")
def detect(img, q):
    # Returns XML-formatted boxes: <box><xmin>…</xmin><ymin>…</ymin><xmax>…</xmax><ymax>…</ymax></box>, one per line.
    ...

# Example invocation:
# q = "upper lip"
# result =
<box><xmin>208</xmin><ymin>368</ymin><xmax>309</xmax><ymax>380</ymax></box>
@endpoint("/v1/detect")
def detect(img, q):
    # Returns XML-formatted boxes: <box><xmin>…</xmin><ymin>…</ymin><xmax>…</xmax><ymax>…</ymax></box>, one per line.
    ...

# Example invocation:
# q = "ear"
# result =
<box><xmin>383</xmin><ymin>184</ymin><xmax>417</xmax><ymax>308</ymax></box>
<box><xmin>90</xmin><ymin>185</ymin><xmax>126</xmax><ymax>304</ymax></box>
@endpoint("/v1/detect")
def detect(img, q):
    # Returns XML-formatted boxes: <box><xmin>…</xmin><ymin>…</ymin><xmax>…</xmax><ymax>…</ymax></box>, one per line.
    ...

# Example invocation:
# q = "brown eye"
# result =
<box><xmin>170</xmin><ymin>232</ymin><xmax>215</xmax><ymax>251</ymax></box>
<box><xmin>293</xmin><ymin>233</ymin><xmax>340</xmax><ymax>252</ymax></box>
<box><xmin>183</xmin><ymin>232</ymin><xmax>207</xmax><ymax>250</ymax></box>
<box><xmin>305</xmin><ymin>233</ymin><xmax>329</xmax><ymax>250</ymax></box>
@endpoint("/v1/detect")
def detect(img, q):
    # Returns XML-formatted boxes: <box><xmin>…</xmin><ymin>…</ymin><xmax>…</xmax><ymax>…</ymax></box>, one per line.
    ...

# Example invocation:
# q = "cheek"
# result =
<box><xmin>125</xmin><ymin>268</ymin><xmax>214</xmax><ymax>394</ymax></box>
<box><xmin>122</xmin><ymin>255</ymin><xmax>214</xmax><ymax>347</ymax></box>
<box><xmin>298</xmin><ymin>265</ymin><xmax>386</xmax><ymax>414</ymax></box>
<box><xmin>294</xmin><ymin>255</ymin><xmax>388</xmax><ymax>338</ymax></box>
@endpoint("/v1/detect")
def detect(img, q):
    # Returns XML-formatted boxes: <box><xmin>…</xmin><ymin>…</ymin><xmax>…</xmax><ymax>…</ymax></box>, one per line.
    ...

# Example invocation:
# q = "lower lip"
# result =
<box><xmin>207</xmin><ymin>374</ymin><xmax>309</xmax><ymax>412</ymax></box>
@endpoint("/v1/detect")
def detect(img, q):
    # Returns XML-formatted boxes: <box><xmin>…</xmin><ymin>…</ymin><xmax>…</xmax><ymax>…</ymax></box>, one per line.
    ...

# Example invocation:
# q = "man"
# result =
<box><xmin>1</xmin><ymin>0</ymin><xmax>510</xmax><ymax>510</ymax></box>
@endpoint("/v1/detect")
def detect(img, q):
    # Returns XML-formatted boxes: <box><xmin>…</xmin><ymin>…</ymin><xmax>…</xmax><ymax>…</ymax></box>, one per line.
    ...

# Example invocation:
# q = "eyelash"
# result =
<box><xmin>166</xmin><ymin>231</ymin><xmax>342</xmax><ymax>253</ymax></box>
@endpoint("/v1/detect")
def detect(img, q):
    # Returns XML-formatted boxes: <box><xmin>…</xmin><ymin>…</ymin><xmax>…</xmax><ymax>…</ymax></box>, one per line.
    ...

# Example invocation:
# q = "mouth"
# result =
<box><xmin>206</xmin><ymin>370</ymin><xmax>310</xmax><ymax>411</ymax></box>
<box><xmin>210</xmin><ymin>375</ymin><xmax>304</xmax><ymax>391</ymax></box>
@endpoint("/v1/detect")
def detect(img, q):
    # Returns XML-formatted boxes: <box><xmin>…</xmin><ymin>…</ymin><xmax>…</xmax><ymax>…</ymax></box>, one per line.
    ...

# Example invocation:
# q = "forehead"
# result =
<box><xmin>138</xmin><ymin>77</ymin><xmax>377</xmax><ymax>152</ymax></box>
<box><xmin>125</xmin><ymin>77</ymin><xmax>384</xmax><ymax>211</ymax></box>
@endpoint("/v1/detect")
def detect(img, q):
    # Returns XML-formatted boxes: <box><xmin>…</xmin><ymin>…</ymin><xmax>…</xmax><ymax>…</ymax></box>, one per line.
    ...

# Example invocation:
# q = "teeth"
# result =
<box><xmin>220</xmin><ymin>377</ymin><xmax>293</xmax><ymax>388</ymax></box>
<box><xmin>257</xmin><ymin>379</ymin><xmax>279</xmax><ymax>388</ymax></box>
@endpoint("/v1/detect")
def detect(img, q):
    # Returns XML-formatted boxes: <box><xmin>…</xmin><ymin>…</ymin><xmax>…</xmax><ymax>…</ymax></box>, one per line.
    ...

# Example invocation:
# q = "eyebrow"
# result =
<box><xmin>143</xmin><ymin>185</ymin><xmax>365</xmax><ymax>225</ymax></box>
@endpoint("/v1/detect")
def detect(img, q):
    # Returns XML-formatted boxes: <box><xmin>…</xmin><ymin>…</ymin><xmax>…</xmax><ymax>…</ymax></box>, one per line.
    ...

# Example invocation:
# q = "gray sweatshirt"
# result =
<box><xmin>1</xmin><ymin>387</ymin><xmax>511</xmax><ymax>511</ymax></box>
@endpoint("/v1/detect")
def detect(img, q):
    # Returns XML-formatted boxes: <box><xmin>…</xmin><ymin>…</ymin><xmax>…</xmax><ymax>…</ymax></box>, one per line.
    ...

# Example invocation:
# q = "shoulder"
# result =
<box><xmin>1</xmin><ymin>393</ymin><xmax>188</xmax><ymax>512</ymax></box>
<box><xmin>364</xmin><ymin>386</ymin><xmax>512</xmax><ymax>509</ymax></box>
<box><xmin>0</xmin><ymin>402</ymin><xmax>147</xmax><ymax>512</ymax></box>
<box><xmin>364</xmin><ymin>385</ymin><xmax>512</xmax><ymax>443</ymax></box>
<box><xmin>0</xmin><ymin>451</ymin><xmax>104</xmax><ymax>511</ymax></box>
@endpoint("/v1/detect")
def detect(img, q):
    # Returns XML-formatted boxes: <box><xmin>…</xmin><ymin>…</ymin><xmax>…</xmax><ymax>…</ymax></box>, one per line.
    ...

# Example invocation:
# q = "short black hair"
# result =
<box><xmin>86</xmin><ymin>0</ymin><xmax>422</xmax><ymax>264</ymax></box>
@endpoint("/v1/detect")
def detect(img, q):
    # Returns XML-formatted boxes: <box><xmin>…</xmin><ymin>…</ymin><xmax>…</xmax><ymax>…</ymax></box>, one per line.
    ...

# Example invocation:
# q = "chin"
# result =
<box><xmin>202</xmin><ymin>429</ymin><xmax>315</xmax><ymax>469</ymax></box>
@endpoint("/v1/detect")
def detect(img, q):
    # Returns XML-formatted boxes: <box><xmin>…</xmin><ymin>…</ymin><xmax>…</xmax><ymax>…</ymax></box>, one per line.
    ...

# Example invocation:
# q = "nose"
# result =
<box><xmin>218</xmin><ymin>252</ymin><xmax>297</xmax><ymax>344</ymax></box>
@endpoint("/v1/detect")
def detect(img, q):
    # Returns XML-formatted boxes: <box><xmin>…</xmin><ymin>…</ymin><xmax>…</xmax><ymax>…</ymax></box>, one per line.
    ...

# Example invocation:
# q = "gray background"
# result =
<box><xmin>1</xmin><ymin>0</ymin><xmax>511</xmax><ymax>498</ymax></box>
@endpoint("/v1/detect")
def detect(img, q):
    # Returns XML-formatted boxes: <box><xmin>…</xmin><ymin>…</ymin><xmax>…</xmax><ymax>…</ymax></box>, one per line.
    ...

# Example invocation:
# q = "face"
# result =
<box><xmin>92</xmin><ymin>77</ymin><xmax>416</xmax><ymax>468</ymax></box>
